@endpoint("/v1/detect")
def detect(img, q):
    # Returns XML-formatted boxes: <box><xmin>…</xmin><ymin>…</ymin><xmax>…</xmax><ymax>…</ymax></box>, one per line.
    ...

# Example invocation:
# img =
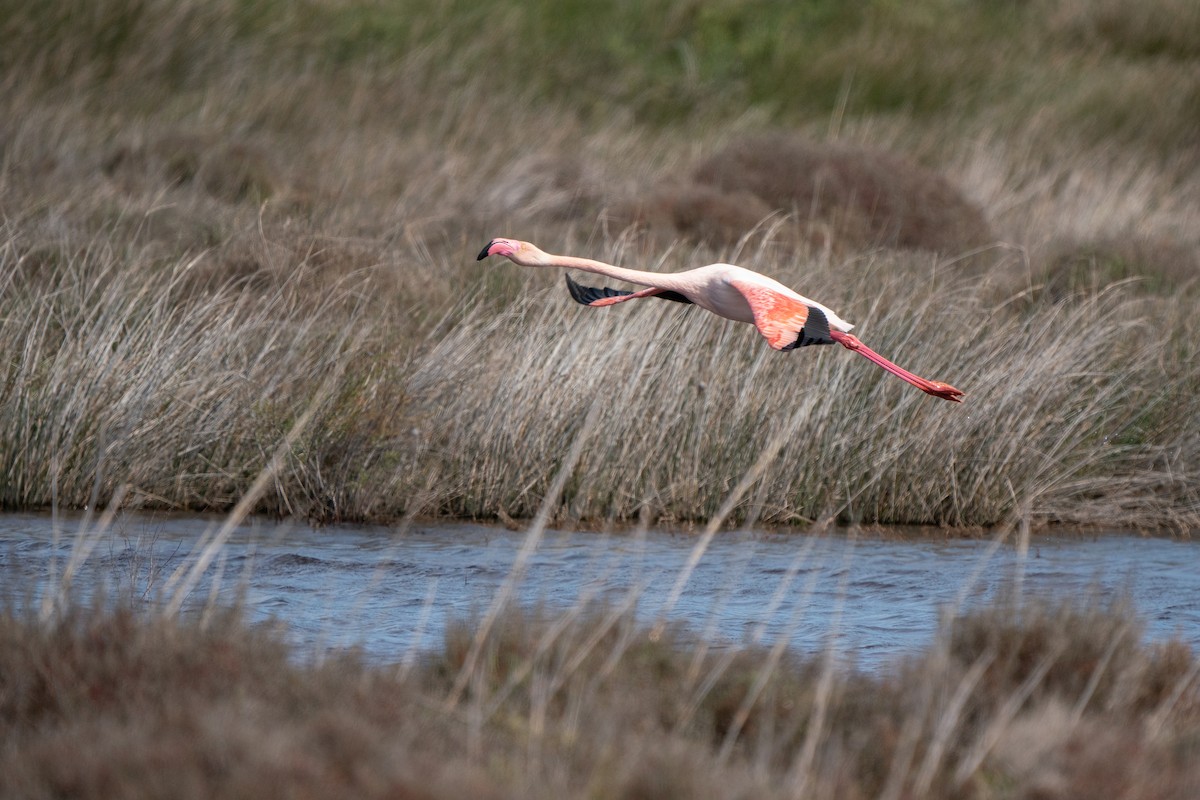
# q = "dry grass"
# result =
<box><xmin>0</xmin><ymin>0</ymin><xmax>1197</xmax><ymax>528</ymax></box>
<box><xmin>1</xmin><ymin>592</ymin><xmax>1197</xmax><ymax>799</ymax></box>
<box><xmin>0</xmin><ymin>227</ymin><xmax>414</xmax><ymax>520</ymax></box>
<box><xmin>2</xmin><ymin>1</ymin><xmax>1197</xmax><ymax>793</ymax></box>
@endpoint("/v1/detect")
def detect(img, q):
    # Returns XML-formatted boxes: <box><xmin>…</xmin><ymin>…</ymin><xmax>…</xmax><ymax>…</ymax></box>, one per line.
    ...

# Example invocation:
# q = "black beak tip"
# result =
<box><xmin>476</xmin><ymin>241</ymin><xmax>494</xmax><ymax>261</ymax></box>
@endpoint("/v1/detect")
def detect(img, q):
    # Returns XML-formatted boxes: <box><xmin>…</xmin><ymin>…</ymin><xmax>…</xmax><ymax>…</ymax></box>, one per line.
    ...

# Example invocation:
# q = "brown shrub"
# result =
<box><xmin>0</xmin><ymin>604</ymin><xmax>495</xmax><ymax>800</ymax></box>
<box><xmin>942</xmin><ymin>597</ymin><xmax>1187</xmax><ymax>713</ymax></box>
<box><xmin>691</xmin><ymin>134</ymin><xmax>993</xmax><ymax>253</ymax></box>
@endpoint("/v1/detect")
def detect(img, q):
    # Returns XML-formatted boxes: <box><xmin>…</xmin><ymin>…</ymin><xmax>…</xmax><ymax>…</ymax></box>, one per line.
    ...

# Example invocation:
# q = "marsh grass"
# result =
<box><xmin>2</xmin><ymin>1</ymin><xmax>1198</xmax><ymax>793</ymax></box>
<box><xmin>0</xmin><ymin>0</ymin><xmax>1198</xmax><ymax>528</ymax></box>
<box><xmin>0</xmin><ymin>227</ymin><xmax>403</xmax><ymax>520</ymax></box>
<box><xmin>1</xmin><ymin>180</ymin><xmax>1196</xmax><ymax>528</ymax></box>
<box><xmin>1</xmin><ymin>378</ymin><xmax>1196</xmax><ymax>799</ymax></box>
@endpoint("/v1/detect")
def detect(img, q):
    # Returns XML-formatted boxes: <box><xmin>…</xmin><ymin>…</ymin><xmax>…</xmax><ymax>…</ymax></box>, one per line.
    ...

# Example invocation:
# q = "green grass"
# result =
<box><xmin>3</xmin><ymin>0</ymin><xmax>1197</xmax><ymax>148</ymax></box>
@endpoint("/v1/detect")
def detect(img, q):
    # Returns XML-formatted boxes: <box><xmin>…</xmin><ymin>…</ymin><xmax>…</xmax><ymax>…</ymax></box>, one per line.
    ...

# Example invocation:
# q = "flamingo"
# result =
<box><xmin>476</xmin><ymin>238</ymin><xmax>964</xmax><ymax>402</ymax></box>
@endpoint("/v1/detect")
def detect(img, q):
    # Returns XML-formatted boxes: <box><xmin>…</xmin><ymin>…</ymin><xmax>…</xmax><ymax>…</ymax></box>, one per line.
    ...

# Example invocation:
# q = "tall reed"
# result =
<box><xmin>0</xmin><ymin>227</ymin><xmax>396</xmax><ymax>519</ymax></box>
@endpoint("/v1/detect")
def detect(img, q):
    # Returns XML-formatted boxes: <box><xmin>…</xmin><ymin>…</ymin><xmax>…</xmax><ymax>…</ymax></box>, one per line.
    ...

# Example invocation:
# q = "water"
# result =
<box><xmin>2</xmin><ymin>512</ymin><xmax>1197</xmax><ymax>669</ymax></box>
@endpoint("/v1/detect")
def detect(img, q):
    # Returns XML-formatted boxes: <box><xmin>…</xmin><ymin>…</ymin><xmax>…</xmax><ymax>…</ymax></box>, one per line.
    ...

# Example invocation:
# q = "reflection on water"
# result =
<box><xmin>1</xmin><ymin>512</ymin><xmax>1197</xmax><ymax>669</ymax></box>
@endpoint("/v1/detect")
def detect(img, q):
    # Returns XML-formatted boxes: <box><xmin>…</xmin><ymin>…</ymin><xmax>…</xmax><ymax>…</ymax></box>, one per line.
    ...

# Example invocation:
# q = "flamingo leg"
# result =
<box><xmin>587</xmin><ymin>286</ymin><xmax>672</xmax><ymax>307</ymax></box>
<box><xmin>830</xmin><ymin>331</ymin><xmax>964</xmax><ymax>402</ymax></box>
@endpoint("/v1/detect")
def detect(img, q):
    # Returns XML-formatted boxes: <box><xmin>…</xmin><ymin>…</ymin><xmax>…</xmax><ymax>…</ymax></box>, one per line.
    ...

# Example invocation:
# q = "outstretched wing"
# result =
<box><xmin>726</xmin><ymin>277</ymin><xmax>833</xmax><ymax>350</ymax></box>
<box><xmin>565</xmin><ymin>274</ymin><xmax>693</xmax><ymax>307</ymax></box>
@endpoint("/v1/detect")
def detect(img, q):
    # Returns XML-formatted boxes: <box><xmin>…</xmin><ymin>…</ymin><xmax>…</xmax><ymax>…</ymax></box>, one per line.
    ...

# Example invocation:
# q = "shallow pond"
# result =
<box><xmin>2</xmin><ymin>513</ymin><xmax>1196</xmax><ymax>669</ymax></box>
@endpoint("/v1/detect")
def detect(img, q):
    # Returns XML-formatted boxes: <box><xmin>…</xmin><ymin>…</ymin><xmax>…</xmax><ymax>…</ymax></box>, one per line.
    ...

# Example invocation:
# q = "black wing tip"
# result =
<box><xmin>476</xmin><ymin>240</ymin><xmax>495</xmax><ymax>261</ymax></box>
<box><xmin>564</xmin><ymin>273</ymin><xmax>623</xmax><ymax>305</ymax></box>
<box><xmin>564</xmin><ymin>273</ymin><xmax>591</xmax><ymax>304</ymax></box>
<box><xmin>783</xmin><ymin>306</ymin><xmax>835</xmax><ymax>350</ymax></box>
<box><xmin>564</xmin><ymin>274</ymin><xmax>694</xmax><ymax>307</ymax></box>
<box><xmin>564</xmin><ymin>273</ymin><xmax>634</xmax><ymax>306</ymax></box>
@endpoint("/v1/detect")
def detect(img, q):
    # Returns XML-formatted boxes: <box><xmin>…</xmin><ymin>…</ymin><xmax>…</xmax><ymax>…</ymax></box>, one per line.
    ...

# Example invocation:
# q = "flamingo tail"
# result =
<box><xmin>830</xmin><ymin>331</ymin><xmax>964</xmax><ymax>403</ymax></box>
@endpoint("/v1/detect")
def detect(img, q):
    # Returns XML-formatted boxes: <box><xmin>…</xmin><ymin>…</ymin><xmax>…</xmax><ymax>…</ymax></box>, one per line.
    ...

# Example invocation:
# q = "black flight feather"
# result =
<box><xmin>564</xmin><ymin>273</ymin><xmax>692</xmax><ymax>306</ymax></box>
<box><xmin>782</xmin><ymin>305</ymin><xmax>835</xmax><ymax>350</ymax></box>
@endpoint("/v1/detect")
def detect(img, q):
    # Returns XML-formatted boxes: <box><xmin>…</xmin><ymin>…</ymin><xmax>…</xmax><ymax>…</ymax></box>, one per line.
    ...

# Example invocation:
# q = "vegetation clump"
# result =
<box><xmin>691</xmin><ymin>134</ymin><xmax>993</xmax><ymax>252</ymax></box>
<box><xmin>1</xmin><ymin>597</ymin><xmax>1196</xmax><ymax>799</ymax></box>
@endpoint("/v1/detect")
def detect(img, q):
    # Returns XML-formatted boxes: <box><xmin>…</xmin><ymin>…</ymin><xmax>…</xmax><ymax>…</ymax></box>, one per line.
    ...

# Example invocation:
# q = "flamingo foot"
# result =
<box><xmin>920</xmin><ymin>381</ymin><xmax>965</xmax><ymax>403</ymax></box>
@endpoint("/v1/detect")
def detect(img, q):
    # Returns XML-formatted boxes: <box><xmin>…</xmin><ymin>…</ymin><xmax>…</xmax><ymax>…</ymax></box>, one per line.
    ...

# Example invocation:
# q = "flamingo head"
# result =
<box><xmin>476</xmin><ymin>238</ymin><xmax>544</xmax><ymax>266</ymax></box>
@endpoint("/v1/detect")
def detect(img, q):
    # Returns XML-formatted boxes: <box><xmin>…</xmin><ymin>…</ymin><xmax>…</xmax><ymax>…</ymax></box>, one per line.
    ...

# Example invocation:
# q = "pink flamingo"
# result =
<box><xmin>477</xmin><ymin>238</ymin><xmax>964</xmax><ymax>402</ymax></box>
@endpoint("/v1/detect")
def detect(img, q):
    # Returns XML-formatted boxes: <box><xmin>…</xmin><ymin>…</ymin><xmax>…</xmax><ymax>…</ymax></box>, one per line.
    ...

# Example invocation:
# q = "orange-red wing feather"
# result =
<box><xmin>727</xmin><ymin>277</ymin><xmax>811</xmax><ymax>350</ymax></box>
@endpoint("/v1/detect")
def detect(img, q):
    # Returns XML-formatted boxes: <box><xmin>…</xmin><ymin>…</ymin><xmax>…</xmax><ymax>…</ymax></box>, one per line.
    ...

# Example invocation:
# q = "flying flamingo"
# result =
<box><xmin>477</xmin><ymin>238</ymin><xmax>964</xmax><ymax>402</ymax></box>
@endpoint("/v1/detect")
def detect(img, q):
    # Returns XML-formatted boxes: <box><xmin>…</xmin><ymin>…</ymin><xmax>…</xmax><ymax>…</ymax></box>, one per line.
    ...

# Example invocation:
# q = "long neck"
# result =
<box><xmin>532</xmin><ymin>251</ymin><xmax>688</xmax><ymax>293</ymax></box>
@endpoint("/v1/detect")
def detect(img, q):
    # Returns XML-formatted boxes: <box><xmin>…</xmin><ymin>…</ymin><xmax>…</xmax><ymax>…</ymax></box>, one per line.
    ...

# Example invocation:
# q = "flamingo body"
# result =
<box><xmin>477</xmin><ymin>238</ymin><xmax>963</xmax><ymax>402</ymax></box>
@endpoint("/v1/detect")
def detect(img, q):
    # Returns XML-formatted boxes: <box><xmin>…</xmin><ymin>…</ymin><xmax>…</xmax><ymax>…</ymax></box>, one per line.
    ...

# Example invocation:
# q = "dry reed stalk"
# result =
<box><xmin>161</xmin><ymin>328</ymin><xmax>356</xmax><ymax>618</ymax></box>
<box><xmin>445</xmin><ymin>399</ymin><xmax>604</xmax><ymax>708</ymax></box>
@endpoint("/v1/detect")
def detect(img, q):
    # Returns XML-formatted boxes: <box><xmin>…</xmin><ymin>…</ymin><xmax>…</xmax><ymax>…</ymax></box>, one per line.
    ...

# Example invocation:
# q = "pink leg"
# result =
<box><xmin>830</xmin><ymin>331</ymin><xmax>964</xmax><ymax>402</ymax></box>
<box><xmin>588</xmin><ymin>287</ymin><xmax>673</xmax><ymax>307</ymax></box>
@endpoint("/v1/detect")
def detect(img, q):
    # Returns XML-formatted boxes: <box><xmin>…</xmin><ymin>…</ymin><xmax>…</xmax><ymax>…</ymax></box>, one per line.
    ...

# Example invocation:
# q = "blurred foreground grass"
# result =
<box><xmin>2</xmin><ymin>594</ymin><xmax>1197</xmax><ymax>799</ymax></box>
<box><xmin>0</xmin><ymin>0</ymin><xmax>1197</xmax><ymax>528</ymax></box>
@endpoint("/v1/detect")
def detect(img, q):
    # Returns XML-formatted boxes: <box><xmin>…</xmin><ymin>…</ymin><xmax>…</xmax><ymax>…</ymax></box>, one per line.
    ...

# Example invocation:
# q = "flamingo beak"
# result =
<box><xmin>477</xmin><ymin>238</ymin><xmax>521</xmax><ymax>260</ymax></box>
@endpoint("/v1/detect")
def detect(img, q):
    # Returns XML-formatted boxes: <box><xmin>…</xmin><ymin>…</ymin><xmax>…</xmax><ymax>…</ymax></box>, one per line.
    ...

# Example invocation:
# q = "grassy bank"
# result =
<box><xmin>0</xmin><ymin>0</ymin><xmax>1197</xmax><ymax>528</ymax></box>
<box><xmin>2</xmin><ymin>595</ymin><xmax>1197</xmax><ymax>798</ymax></box>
